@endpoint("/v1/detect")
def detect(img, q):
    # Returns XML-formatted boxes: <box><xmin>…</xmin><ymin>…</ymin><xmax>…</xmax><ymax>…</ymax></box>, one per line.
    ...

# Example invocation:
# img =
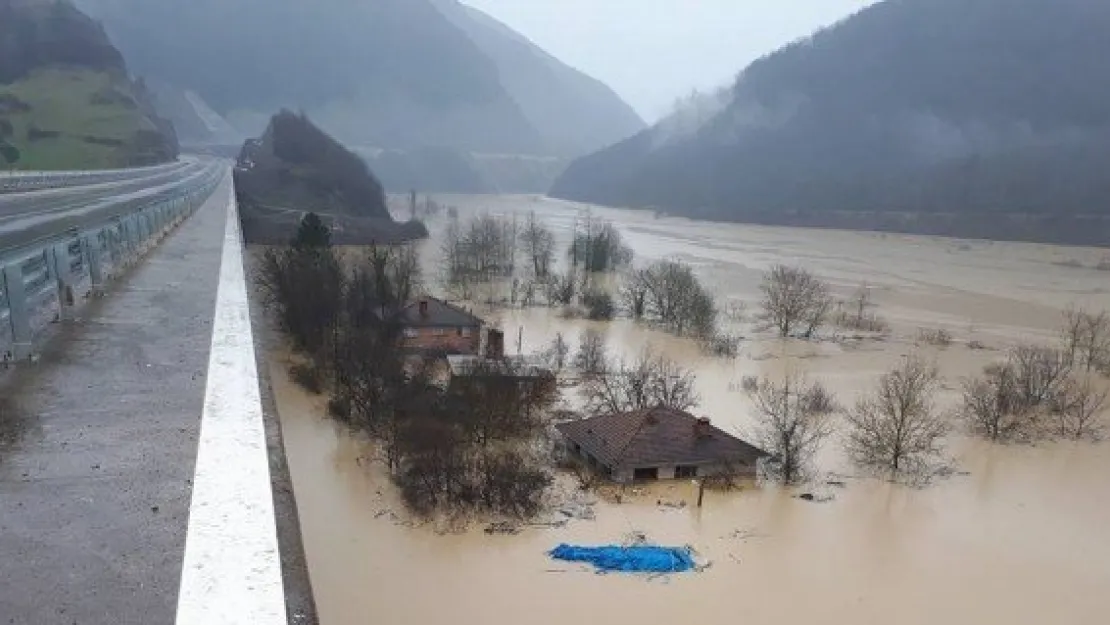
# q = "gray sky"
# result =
<box><xmin>463</xmin><ymin>0</ymin><xmax>878</xmax><ymax>122</ymax></box>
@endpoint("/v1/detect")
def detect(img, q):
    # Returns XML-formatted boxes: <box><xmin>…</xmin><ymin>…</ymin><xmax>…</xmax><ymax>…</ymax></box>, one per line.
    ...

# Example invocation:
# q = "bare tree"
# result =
<box><xmin>519</xmin><ymin>212</ymin><xmax>555</xmax><ymax>279</ymax></box>
<box><xmin>960</xmin><ymin>342</ymin><xmax>1110</xmax><ymax>442</ymax></box>
<box><xmin>1061</xmin><ymin>306</ymin><xmax>1087</xmax><ymax>366</ymax></box>
<box><xmin>636</xmin><ymin>259</ymin><xmax>717</xmax><ymax>338</ymax></box>
<box><xmin>574</xmin><ymin>330</ymin><xmax>608</xmax><ymax>377</ymax></box>
<box><xmin>746</xmin><ymin>373</ymin><xmax>837</xmax><ymax>484</ymax></box>
<box><xmin>450</xmin><ymin>358</ymin><xmax>558</xmax><ymax>447</ymax></box>
<box><xmin>569</xmin><ymin>217</ymin><xmax>633</xmax><ymax>273</ymax></box>
<box><xmin>759</xmin><ymin>264</ymin><xmax>834</xmax><ymax>338</ymax></box>
<box><xmin>440</xmin><ymin>213</ymin><xmax>517</xmax><ymax>296</ymax></box>
<box><xmin>1062</xmin><ymin>307</ymin><xmax>1110</xmax><ymax>373</ymax></box>
<box><xmin>621</xmin><ymin>268</ymin><xmax>650</xmax><ymax>320</ymax></box>
<box><xmin>579</xmin><ymin>348</ymin><xmax>700</xmax><ymax>416</ymax></box>
<box><xmin>959</xmin><ymin>364</ymin><xmax>1028</xmax><ymax>441</ymax></box>
<box><xmin>364</xmin><ymin>243</ymin><xmax>423</xmax><ymax>319</ymax></box>
<box><xmin>1051</xmin><ymin>375</ymin><xmax>1108</xmax><ymax>440</ymax></box>
<box><xmin>1007</xmin><ymin>344</ymin><xmax>1072</xmax><ymax>414</ymax></box>
<box><xmin>545</xmin><ymin>333</ymin><xmax>570</xmax><ymax>373</ymax></box>
<box><xmin>834</xmin><ymin>283</ymin><xmax>889</xmax><ymax>333</ymax></box>
<box><xmin>845</xmin><ymin>355</ymin><xmax>949</xmax><ymax>478</ymax></box>
<box><xmin>542</xmin><ymin>271</ymin><xmax>577</xmax><ymax>306</ymax></box>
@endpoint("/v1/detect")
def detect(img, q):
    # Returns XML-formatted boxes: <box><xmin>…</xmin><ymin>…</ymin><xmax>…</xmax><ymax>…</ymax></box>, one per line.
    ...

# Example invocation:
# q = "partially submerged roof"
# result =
<box><xmin>397</xmin><ymin>296</ymin><xmax>484</xmax><ymax>328</ymax></box>
<box><xmin>556</xmin><ymin>406</ymin><xmax>769</xmax><ymax>470</ymax></box>
<box><xmin>446</xmin><ymin>354</ymin><xmax>552</xmax><ymax>378</ymax></box>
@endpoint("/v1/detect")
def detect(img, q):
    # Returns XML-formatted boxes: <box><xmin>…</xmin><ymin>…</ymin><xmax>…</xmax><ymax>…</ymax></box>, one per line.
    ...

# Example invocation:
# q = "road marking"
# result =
<box><xmin>176</xmin><ymin>185</ymin><xmax>287</xmax><ymax>624</ymax></box>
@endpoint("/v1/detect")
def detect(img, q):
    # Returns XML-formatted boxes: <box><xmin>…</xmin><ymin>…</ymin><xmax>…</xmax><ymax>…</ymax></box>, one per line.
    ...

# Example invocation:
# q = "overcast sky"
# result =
<box><xmin>463</xmin><ymin>0</ymin><xmax>878</xmax><ymax>122</ymax></box>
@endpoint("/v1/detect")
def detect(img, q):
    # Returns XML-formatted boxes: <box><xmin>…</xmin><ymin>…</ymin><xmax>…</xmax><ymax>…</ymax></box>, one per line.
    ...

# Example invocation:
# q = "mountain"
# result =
<box><xmin>147</xmin><ymin>81</ymin><xmax>241</xmax><ymax>147</ymax></box>
<box><xmin>0</xmin><ymin>0</ymin><xmax>177</xmax><ymax>170</ymax></box>
<box><xmin>361</xmin><ymin>147</ymin><xmax>567</xmax><ymax>194</ymax></box>
<box><xmin>429</xmin><ymin>0</ymin><xmax>644</xmax><ymax>158</ymax></box>
<box><xmin>552</xmin><ymin>0</ymin><xmax>1110</xmax><ymax>246</ymax></box>
<box><xmin>234</xmin><ymin>110</ymin><xmax>427</xmax><ymax>245</ymax></box>
<box><xmin>73</xmin><ymin>0</ymin><xmax>644</xmax><ymax>169</ymax></box>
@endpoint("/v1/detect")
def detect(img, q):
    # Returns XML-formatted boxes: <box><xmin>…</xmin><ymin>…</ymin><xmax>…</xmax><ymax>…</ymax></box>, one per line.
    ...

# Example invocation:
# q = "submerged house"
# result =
<box><xmin>444</xmin><ymin>353</ymin><xmax>557</xmax><ymax>395</ymax></box>
<box><xmin>556</xmin><ymin>406</ymin><xmax>769</xmax><ymax>483</ymax></box>
<box><xmin>396</xmin><ymin>296</ymin><xmax>483</xmax><ymax>355</ymax></box>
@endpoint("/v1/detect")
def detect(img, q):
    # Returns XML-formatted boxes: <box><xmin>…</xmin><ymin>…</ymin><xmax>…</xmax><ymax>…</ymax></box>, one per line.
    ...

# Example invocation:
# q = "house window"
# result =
<box><xmin>675</xmin><ymin>465</ymin><xmax>699</xmax><ymax>479</ymax></box>
<box><xmin>633</xmin><ymin>467</ymin><xmax>659</xmax><ymax>481</ymax></box>
<box><xmin>433</xmin><ymin>328</ymin><xmax>448</xmax><ymax>337</ymax></box>
<box><xmin>403</xmin><ymin>328</ymin><xmax>419</xmax><ymax>339</ymax></box>
<box><xmin>461</xmin><ymin>327</ymin><xmax>472</xmax><ymax>337</ymax></box>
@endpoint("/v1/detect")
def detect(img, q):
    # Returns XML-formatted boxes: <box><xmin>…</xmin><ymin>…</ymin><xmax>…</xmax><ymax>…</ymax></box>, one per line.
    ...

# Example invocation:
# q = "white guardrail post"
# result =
<box><xmin>0</xmin><ymin>165</ymin><xmax>223</xmax><ymax>363</ymax></box>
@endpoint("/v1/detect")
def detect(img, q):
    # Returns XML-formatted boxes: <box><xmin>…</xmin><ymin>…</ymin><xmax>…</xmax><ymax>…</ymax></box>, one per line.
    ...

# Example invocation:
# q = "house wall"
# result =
<box><xmin>401</xmin><ymin>325</ymin><xmax>481</xmax><ymax>354</ymax></box>
<box><xmin>614</xmin><ymin>462</ymin><xmax>759</xmax><ymax>483</ymax></box>
<box><xmin>563</xmin><ymin>438</ymin><xmax>760</xmax><ymax>483</ymax></box>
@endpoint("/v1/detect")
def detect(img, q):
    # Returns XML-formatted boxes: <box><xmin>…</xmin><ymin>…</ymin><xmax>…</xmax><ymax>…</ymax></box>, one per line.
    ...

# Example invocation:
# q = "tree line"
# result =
<box><xmin>260</xmin><ymin>214</ymin><xmax>556</xmax><ymax>518</ymax></box>
<box><xmin>745</xmin><ymin>305</ymin><xmax>1110</xmax><ymax>485</ymax></box>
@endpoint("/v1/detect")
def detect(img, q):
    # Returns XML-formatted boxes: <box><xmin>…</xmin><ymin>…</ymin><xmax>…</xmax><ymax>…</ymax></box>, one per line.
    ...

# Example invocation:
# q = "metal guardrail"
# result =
<box><xmin>0</xmin><ymin>160</ymin><xmax>187</xmax><ymax>194</ymax></box>
<box><xmin>0</xmin><ymin>166</ymin><xmax>225</xmax><ymax>362</ymax></box>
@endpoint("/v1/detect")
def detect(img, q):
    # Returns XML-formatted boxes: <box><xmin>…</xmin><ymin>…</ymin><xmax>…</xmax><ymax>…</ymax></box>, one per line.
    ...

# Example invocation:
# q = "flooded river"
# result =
<box><xmin>268</xmin><ymin>195</ymin><xmax>1110</xmax><ymax>625</ymax></box>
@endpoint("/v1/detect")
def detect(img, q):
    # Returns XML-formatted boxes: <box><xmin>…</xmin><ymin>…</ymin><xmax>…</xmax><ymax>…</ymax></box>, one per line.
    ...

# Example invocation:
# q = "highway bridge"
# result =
<box><xmin>0</xmin><ymin>159</ymin><xmax>316</xmax><ymax>624</ymax></box>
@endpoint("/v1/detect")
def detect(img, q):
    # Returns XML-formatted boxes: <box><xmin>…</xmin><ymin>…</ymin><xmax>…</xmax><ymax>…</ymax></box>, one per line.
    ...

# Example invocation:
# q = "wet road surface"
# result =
<box><xmin>0</xmin><ymin>177</ymin><xmax>315</xmax><ymax>624</ymax></box>
<box><xmin>0</xmin><ymin>159</ymin><xmax>210</xmax><ymax>254</ymax></box>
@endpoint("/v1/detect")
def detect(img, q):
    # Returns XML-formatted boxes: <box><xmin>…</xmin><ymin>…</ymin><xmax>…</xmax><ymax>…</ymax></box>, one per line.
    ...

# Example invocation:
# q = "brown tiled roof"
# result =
<box><xmin>397</xmin><ymin>297</ymin><xmax>484</xmax><ymax>328</ymax></box>
<box><xmin>556</xmin><ymin>406</ymin><xmax>769</xmax><ymax>470</ymax></box>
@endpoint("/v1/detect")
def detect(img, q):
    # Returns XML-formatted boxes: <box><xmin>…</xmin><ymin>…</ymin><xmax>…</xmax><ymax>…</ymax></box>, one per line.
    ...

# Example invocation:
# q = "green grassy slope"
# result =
<box><xmin>0</xmin><ymin>0</ymin><xmax>177</xmax><ymax>171</ymax></box>
<box><xmin>0</xmin><ymin>69</ymin><xmax>164</xmax><ymax>170</ymax></box>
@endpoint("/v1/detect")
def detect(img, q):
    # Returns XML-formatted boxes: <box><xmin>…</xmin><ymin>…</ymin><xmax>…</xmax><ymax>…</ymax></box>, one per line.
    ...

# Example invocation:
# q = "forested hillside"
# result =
<box><xmin>0</xmin><ymin>0</ymin><xmax>177</xmax><ymax>169</ymax></box>
<box><xmin>552</xmin><ymin>0</ymin><xmax>1110</xmax><ymax>245</ymax></box>
<box><xmin>75</xmin><ymin>0</ymin><xmax>644</xmax><ymax>166</ymax></box>
<box><xmin>235</xmin><ymin>111</ymin><xmax>427</xmax><ymax>244</ymax></box>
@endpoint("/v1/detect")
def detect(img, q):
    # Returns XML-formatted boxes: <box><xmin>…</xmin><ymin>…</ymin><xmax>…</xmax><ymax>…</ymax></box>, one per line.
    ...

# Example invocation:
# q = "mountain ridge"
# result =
<box><xmin>551</xmin><ymin>0</ymin><xmax>1110</xmax><ymax>246</ymax></box>
<box><xmin>74</xmin><ymin>0</ymin><xmax>644</xmax><ymax>165</ymax></box>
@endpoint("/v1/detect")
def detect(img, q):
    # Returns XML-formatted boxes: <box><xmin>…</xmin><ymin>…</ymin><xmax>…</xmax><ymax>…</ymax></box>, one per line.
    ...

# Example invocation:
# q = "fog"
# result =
<box><xmin>462</xmin><ymin>0</ymin><xmax>879</xmax><ymax>121</ymax></box>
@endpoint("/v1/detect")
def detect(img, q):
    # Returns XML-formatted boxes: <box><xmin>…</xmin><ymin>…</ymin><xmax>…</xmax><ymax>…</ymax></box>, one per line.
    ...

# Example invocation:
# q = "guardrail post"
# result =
<box><xmin>83</xmin><ymin>234</ymin><xmax>104</xmax><ymax>294</ymax></box>
<box><xmin>48</xmin><ymin>243</ymin><xmax>76</xmax><ymax>319</ymax></box>
<box><xmin>2</xmin><ymin>263</ymin><xmax>33</xmax><ymax>360</ymax></box>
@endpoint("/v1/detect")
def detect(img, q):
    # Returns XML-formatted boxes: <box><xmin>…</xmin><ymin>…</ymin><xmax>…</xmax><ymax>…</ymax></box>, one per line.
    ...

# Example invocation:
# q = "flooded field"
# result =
<box><xmin>269</xmin><ymin>195</ymin><xmax>1110</xmax><ymax>625</ymax></box>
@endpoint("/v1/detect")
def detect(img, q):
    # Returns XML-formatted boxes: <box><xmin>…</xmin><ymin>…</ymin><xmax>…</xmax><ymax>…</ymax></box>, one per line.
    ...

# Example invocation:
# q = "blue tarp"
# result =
<box><xmin>548</xmin><ymin>543</ymin><xmax>696</xmax><ymax>573</ymax></box>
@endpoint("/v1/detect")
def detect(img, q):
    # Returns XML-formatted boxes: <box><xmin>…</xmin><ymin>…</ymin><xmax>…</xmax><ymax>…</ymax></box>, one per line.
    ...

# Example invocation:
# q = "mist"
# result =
<box><xmin>463</xmin><ymin>0</ymin><xmax>879</xmax><ymax>121</ymax></box>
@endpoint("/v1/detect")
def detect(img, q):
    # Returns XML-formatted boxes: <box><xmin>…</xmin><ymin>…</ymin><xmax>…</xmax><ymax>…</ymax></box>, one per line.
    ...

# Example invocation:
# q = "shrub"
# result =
<box><xmin>918</xmin><ymin>328</ymin><xmax>953</xmax><ymax>347</ymax></box>
<box><xmin>702</xmin><ymin>333</ymin><xmax>742</xmax><ymax>357</ymax></box>
<box><xmin>582</xmin><ymin>291</ymin><xmax>615</xmax><ymax>320</ymax></box>
<box><xmin>290</xmin><ymin>362</ymin><xmax>323</xmax><ymax>394</ymax></box>
<box><xmin>327</xmin><ymin>396</ymin><xmax>352</xmax><ymax>421</ymax></box>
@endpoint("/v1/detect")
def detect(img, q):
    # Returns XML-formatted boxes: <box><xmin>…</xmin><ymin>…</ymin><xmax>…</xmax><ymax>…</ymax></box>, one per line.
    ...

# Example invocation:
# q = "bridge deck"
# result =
<box><xmin>0</xmin><ymin>177</ymin><xmax>315</xmax><ymax>624</ymax></box>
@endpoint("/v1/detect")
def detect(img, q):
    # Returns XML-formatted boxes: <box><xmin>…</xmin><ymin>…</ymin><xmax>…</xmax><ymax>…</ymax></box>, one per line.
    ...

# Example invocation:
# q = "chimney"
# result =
<box><xmin>418</xmin><ymin>299</ymin><xmax>429</xmax><ymax>318</ymax></box>
<box><xmin>694</xmin><ymin>417</ymin><xmax>712</xmax><ymax>438</ymax></box>
<box><xmin>486</xmin><ymin>328</ymin><xmax>505</xmax><ymax>359</ymax></box>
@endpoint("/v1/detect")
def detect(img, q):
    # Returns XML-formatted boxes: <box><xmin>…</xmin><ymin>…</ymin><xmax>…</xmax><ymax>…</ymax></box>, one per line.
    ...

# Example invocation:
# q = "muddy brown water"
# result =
<box><xmin>269</xmin><ymin>195</ymin><xmax>1110</xmax><ymax>625</ymax></box>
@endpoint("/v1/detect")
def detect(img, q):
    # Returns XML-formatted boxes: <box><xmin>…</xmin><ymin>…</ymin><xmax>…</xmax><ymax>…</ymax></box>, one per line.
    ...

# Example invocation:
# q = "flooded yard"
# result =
<box><xmin>268</xmin><ymin>195</ymin><xmax>1110</xmax><ymax>625</ymax></box>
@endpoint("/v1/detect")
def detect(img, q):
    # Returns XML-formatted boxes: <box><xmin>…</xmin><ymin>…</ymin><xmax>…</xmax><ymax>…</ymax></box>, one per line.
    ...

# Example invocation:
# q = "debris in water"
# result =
<box><xmin>558</xmin><ymin>502</ymin><xmax>596</xmax><ymax>521</ymax></box>
<box><xmin>797</xmin><ymin>492</ymin><xmax>834</xmax><ymax>503</ymax></box>
<box><xmin>723</xmin><ymin>528</ymin><xmax>765</xmax><ymax>541</ymax></box>
<box><xmin>548</xmin><ymin>544</ymin><xmax>697</xmax><ymax>573</ymax></box>
<box><xmin>484</xmin><ymin>521</ymin><xmax>521</xmax><ymax>535</ymax></box>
